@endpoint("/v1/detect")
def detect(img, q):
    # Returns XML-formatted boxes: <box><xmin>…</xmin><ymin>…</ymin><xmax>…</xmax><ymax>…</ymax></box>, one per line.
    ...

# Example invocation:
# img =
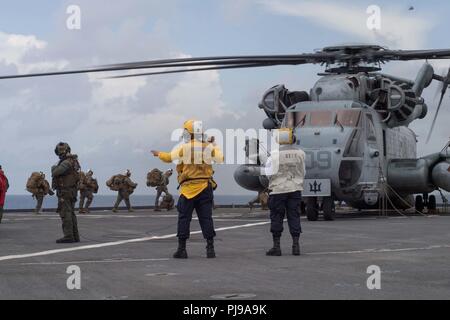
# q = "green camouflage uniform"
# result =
<box><xmin>112</xmin><ymin>174</ymin><xmax>137</xmax><ymax>212</ymax></box>
<box><xmin>52</xmin><ymin>151</ymin><xmax>81</xmax><ymax>242</ymax></box>
<box><xmin>155</xmin><ymin>170</ymin><xmax>172</xmax><ymax>210</ymax></box>
<box><xmin>33</xmin><ymin>178</ymin><xmax>53</xmax><ymax>214</ymax></box>
<box><xmin>79</xmin><ymin>172</ymin><xmax>98</xmax><ymax>213</ymax></box>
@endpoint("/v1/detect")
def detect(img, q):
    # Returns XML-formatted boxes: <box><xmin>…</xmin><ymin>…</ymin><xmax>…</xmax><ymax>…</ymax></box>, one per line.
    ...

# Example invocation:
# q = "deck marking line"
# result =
<box><xmin>0</xmin><ymin>221</ymin><xmax>269</xmax><ymax>262</ymax></box>
<box><xmin>20</xmin><ymin>258</ymin><xmax>170</xmax><ymax>266</ymax></box>
<box><xmin>308</xmin><ymin>244</ymin><xmax>450</xmax><ymax>256</ymax></box>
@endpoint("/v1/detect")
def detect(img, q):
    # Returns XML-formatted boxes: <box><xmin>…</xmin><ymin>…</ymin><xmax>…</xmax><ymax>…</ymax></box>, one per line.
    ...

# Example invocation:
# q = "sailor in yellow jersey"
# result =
<box><xmin>151</xmin><ymin>120</ymin><xmax>224</xmax><ymax>259</ymax></box>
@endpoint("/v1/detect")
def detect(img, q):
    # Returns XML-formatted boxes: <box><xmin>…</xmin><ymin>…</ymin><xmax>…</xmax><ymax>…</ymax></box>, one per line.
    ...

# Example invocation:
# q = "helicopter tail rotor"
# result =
<box><xmin>426</xmin><ymin>68</ymin><xmax>450</xmax><ymax>143</ymax></box>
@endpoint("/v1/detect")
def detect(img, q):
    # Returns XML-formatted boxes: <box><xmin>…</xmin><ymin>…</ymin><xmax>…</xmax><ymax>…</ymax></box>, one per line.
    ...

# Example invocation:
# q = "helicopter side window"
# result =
<box><xmin>309</xmin><ymin>110</ymin><xmax>333</xmax><ymax>127</ymax></box>
<box><xmin>343</xmin><ymin>128</ymin><xmax>364</xmax><ymax>158</ymax></box>
<box><xmin>366</xmin><ymin>114</ymin><xmax>377</xmax><ymax>142</ymax></box>
<box><xmin>336</xmin><ymin>110</ymin><xmax>361</xmax><ymax>127</ymax></box>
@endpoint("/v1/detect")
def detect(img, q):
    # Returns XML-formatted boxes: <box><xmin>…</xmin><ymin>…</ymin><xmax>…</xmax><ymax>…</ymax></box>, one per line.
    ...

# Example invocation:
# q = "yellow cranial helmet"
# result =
<box><xmin>276</xmin><ymin>128</ymin><xmax>297</xmax><ymax>145</ymax></box>
<box><xmin>183</xmin><ymin>119</ymin><xmax>203</xmax><ymax>135</ymax></box>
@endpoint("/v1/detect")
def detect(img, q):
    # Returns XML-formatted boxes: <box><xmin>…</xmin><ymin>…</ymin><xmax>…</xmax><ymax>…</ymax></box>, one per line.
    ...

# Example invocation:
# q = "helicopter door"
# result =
<box><xmin>362</xmin><ymin>114</ymin><xmax>381</xmax><ymax>204</ymax></box>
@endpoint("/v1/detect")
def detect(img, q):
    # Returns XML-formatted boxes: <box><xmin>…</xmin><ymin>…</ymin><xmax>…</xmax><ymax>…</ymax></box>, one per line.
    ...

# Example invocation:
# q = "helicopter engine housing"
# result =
<box><xmin>309</xmin><ymin>73</ymin><xmax>427</xmax><ymax>128</ymax></box>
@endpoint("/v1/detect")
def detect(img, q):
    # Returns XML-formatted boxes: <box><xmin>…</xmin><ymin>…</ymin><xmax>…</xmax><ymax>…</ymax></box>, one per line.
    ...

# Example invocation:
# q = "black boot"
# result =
<box><xmin>173</xmin><ymin>238</ymin><xmax>188</xmax><ymax>259</ymax></box>
<box><xmin>266</xmin><ymin>236</ymin><xmax>282</xmax><ymax>256</ymax></box>
<box><xmin>206</xmin><ymin>238</ymin><xmax>216</xmax><ymax>259</ymax></box>
<box><xmin>56</xmin><ymin>236</ymin><xmax>76</xmax><ymax>244</ymax></box>
<box><xmin>292</xmin><ymin>236</ymin><xmax>300</xmax><ymax>256</ymax></box>
<box><xmin>73</xmin><ymin>229</ymin><xmax>80</xmax><ymax>243</ymax></box>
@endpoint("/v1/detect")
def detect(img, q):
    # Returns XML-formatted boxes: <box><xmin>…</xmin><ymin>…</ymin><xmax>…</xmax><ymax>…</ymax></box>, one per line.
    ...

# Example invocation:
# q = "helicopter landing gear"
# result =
<box><xmin>415</xmin><ymin>195</ymin><xmax>424</xmax><ymax>212</ymax></box>
<box><xmin>306</xmin><ymin>197</ymin><xmax>335</xmax><ymax>221</ymax></box>
<box><xmin>306</xmin><ymin>197</ymin><xmax>319</xmax><ymax>221</ymax></box>
<box><xmin>415</xmin><ymin>194</ymin><xmax>437</xmax><ymax>213</ymax></box>
<box><xmin>322</xmin><ymin>197</ymin><xmax>335</xmax><ymax>221</ymax></box>
<box><xmin>428</xmin><ymin>195</ymin><xmax>437</xmax><ymax>213</ymax></box>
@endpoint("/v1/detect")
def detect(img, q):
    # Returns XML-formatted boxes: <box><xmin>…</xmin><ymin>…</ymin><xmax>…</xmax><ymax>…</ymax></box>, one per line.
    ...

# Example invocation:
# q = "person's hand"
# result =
<box><xmin>151</xmin><ymin>150</ymin><xmax>160</xmax><ymax>157</ymax></box>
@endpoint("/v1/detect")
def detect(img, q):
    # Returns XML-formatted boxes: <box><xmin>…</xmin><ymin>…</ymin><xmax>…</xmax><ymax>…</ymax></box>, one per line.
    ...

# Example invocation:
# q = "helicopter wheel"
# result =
<box><xmin>415</xmin><ymin>195</ymin><xmax>424</xmax><ymax>213</ymax></box>
<box><xmin>322</xmin><ymin>197</ymin><xmax>335</xmax><ymax>221</ymax></box>
<box><xmin>428</xmin><ymin>195</ymin><xmax>437</xmax><ymax>213</ymax></box>
<box><xmin>306</xmin><ymin>197</ymin><xmax>319</xmax><ymax>221</ymax></box>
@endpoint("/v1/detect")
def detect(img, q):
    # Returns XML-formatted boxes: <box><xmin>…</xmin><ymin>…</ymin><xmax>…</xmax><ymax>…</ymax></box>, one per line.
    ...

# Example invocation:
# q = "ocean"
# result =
<box><xmin>4</xmin><ymin>193</ymin><xmax>448</xmax><ymax>210</ymax></box>
<box><xmin>2</xmin><ymin>194</ymin><xmax>254</xmax><ymax>210</ymax></box>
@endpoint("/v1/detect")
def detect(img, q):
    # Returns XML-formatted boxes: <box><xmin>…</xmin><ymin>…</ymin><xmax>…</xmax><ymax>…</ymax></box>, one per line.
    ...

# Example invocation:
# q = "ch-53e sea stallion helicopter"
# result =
<box><xmin>1</xmin><ymin>44</ymin><xmax>450</xmax><ymax>221</ymax></box>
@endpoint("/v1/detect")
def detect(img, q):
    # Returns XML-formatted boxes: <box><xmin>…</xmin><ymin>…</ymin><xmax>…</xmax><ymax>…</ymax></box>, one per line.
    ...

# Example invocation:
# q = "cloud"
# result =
<box><xmin>0</xmin><ymin>5</ymin><xmax>246</xmax><ymax>196</ymax></box>
<box><xmin>0</xmin><ymin>31</ymin><xmax>68</xmax><ymax>73</ymax></box>
<box><xmin>259</xmin><ymin>0</ymin><xmax>434</xmax><ymax>48</ymax></box>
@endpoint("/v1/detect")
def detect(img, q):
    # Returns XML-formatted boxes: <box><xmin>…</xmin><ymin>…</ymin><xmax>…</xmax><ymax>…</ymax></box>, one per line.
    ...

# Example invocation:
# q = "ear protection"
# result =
<box><xmin>276</xmin><ymin>128</ymin><xmax>297</xmax><ymax>145</ymax></box>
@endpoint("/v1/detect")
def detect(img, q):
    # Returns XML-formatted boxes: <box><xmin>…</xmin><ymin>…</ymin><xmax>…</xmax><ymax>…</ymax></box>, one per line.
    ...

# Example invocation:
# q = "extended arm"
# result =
<box><xmin>152</xmin><ymin>145</ymin><xmax>183</xmax><ymax>163</ymax></box>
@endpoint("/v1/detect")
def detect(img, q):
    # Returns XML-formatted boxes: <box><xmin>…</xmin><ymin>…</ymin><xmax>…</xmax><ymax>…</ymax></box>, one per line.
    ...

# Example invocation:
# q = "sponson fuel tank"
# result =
<box><xmin>387</xmin><ymin>154</ymin><xmax>450</xmax><ymax>194</ymax></box>
<box><xmin>432</xmin><ymin>160</ymin><xmax>450</xmax><ymax>192</ymax></box>
<box><xmin>234</xmin><ymin>164</ymin><xmax>268</xmax><ymax>192</ymax></box>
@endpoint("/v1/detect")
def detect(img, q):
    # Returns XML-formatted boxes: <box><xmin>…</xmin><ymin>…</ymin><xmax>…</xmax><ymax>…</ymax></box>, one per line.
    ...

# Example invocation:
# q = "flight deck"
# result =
<box><xmin>0</xmin><ymin>208</ymin><xmax>449</xmax><ymax>300</ymax></box>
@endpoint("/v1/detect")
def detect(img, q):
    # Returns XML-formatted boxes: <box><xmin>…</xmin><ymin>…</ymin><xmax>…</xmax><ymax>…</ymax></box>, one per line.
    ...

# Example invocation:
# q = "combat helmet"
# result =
<box><xmin>54</xmin><ymin>142</ymin><xmax>71</xmax><ymax>158</ymax></box>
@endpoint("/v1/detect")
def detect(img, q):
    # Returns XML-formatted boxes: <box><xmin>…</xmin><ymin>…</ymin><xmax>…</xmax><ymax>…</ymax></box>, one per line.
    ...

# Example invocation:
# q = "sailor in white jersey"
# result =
<box><xmin>263</xmin><ymin>128</ymin><xmax>306</xmax><ymax>256</ymax></box>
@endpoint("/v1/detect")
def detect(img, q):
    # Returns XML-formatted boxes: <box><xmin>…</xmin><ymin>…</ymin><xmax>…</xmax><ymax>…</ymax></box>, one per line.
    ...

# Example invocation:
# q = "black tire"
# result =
<box><xmin>306</xmin><ymin>197</ymin><xmax>319</xmax><ymax>221</ymax></box>
<box><xmin>322</xmin><ymin>197</ymin><xmax>335</xmax><ymax>221</ymax></box>
<box><xmin>415</xmin><ymin>195</ymin><xmax>424</xmax><ymax>212</ymax></box>
<box><xmin>428</xmin><ymin>195</ymin><xmax>437</xmax><ymax>210</ymax></box>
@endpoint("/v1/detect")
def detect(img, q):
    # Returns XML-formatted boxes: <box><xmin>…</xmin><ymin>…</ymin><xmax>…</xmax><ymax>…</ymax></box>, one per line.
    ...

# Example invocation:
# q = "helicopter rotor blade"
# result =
<box><xmin>426</xmin><ymin>67</ymin><xmax>450</xmax><ymax>143</ymax></box>
<box><xmin>1</xmin><ymin>46</ymin><xmax>450</xmax><ymax>80</ymax></box>
<box><xmin>376</xmin><ymin>49</ymin><xmax>450</xmax><ymax>61</ymax></box>
<box><xmin>99</xmin><ymin>53</ymin><xmax>332</xmax><ymax>69</ymax></box>
<box><xmin>426</xmin><ymin>92</ymin><xmax>445</xmax><ymax>143</ymax></box>
<box><xmin>0</xmin><ymin>52</ymin><xmax>334</xmax><ymax>80</ymax></box>
<box><xmin>105</xmin><ymin>62</ymin><xmax>282</xmax><ymax>79</ymax></box>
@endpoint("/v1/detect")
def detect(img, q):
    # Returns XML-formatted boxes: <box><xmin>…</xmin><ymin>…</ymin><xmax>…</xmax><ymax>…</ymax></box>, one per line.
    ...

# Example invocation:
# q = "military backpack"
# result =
<box><xmin>147</xmin><ymin>169</ymin><xmax>163</xmax><ymax>187</ymax></box>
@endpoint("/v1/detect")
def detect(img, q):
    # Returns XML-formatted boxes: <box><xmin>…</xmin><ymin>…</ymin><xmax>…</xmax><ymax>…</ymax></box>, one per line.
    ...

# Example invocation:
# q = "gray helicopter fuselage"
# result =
<box><xmin>286</xmin><ymin>99</ymin><xmax>416</xmax><ymax>208</ymax></box>
<box><xmin>234</xmin><ymin>67</ymin><xmax>450</xmax><ymax>210</ymax></box>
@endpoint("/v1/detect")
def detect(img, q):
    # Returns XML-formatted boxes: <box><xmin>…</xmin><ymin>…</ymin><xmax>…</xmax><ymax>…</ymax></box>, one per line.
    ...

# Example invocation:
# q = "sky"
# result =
<box><xmin>0</xmin><ymin>0</ymin><xmax>449</xmax><ymax>195</ymax></box>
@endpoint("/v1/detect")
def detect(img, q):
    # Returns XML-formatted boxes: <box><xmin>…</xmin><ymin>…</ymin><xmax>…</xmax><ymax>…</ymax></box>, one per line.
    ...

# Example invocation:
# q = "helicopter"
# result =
<box><xmin>1</xmin><ymin>43</ymin><xmax>450</xmax><ymax>221</ymax></box>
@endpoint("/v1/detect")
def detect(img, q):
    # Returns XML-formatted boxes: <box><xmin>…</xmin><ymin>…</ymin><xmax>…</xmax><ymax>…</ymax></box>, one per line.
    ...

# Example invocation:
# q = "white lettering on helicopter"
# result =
<box><xmin>66</xmin><ymin>5</ymin><xmax>81</xmax><ymax>30</ymax></box>
<box><xmin>366</xmin><ymin>5</ymin><xmax>381</xmax><ymax>31</ymax></box>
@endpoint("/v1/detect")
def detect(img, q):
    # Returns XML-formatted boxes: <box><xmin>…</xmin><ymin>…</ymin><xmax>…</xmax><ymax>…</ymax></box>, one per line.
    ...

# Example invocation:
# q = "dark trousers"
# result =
<box><xmin>57</xmin><ymin>190</ymin><xmax>79</xmax><ymax>239</ymax></box>
<box><xmin>177</xmin><ymin>186</ymin><xmax>216</xmax><ymax>240</ymax></box>
<box><xmin>269</xmin><ymin>191</ymin><xmax>302</xmax><ymax>237</ymax></box>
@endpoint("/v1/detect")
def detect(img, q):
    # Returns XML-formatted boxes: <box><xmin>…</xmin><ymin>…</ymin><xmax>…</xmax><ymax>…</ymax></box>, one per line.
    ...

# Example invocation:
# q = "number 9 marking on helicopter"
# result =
<box><xmin>305</xmin><ymin>151</ymin><xmax>332</xmax><ymax>170</ymax></box>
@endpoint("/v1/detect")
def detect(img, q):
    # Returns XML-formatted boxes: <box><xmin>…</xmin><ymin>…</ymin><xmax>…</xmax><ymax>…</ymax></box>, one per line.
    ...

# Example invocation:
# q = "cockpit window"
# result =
<box><xmin>336</xmin><ymin>110</ymin><xmax>361</xmax><ymax>127</ymax></box>
<box><xmin>295</xmin><ymin>112</ymin><xmax>307</xmax><ymax>127</ymax></box>
<box><xmin>309</xmin><ymin>110</ymin><xmax>333</xmax><ymax>127</ymax></box>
